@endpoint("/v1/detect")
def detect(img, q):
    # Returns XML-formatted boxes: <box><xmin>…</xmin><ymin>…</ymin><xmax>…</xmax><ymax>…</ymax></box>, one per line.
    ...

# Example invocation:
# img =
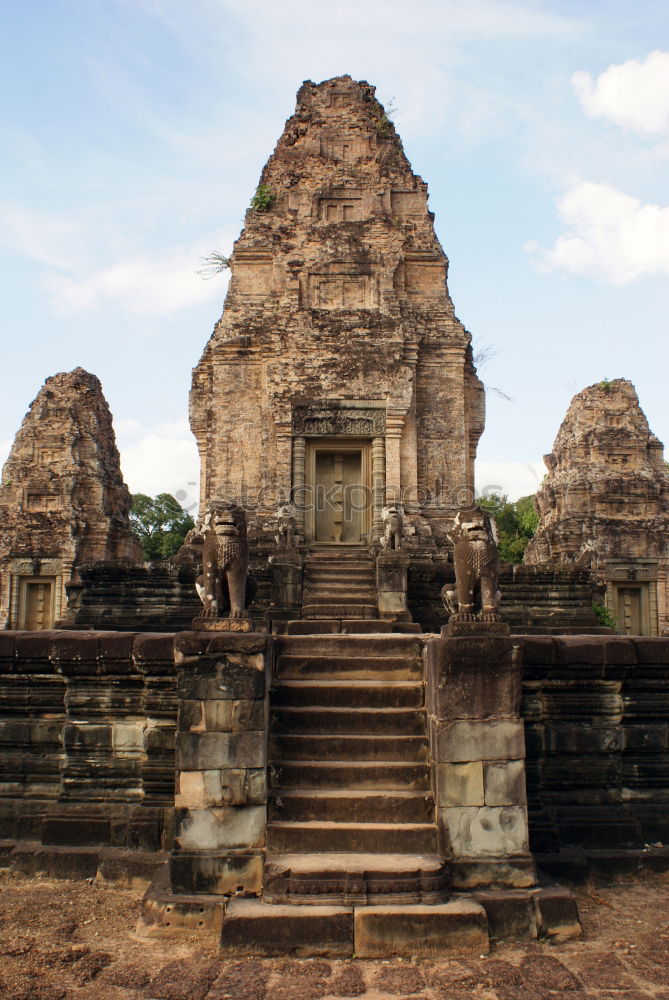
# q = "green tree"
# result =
<box><xmin>480</xmin><ymin>492</ymin><xmax>539</xmax><ymax>564</ymax></box>
<box><xmin>130</xmin><ymin>493</ymin><xmax>195</xmax><ymax>561</ymax></box>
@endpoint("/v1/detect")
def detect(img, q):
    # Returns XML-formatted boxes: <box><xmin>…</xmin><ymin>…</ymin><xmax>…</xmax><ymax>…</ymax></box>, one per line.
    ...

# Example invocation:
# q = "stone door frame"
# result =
<box><xmin>303</xmin><ymin>438</ymin><xmax>372</xmax><ymax>545</ymax></box>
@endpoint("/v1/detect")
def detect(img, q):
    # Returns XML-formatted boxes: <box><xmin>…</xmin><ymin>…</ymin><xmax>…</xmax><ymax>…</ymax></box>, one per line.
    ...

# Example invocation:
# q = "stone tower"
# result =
<box><xmin>525</xmin><ymin>379</ymin><xmax>669</xmax><ymax>635</ymax></box>
<box><xmin>190</xmin><ymin>76</ymin><xmax>484</xmax><ymax>550</ymax></box>
<box><xmin>0</xmin><ymin>368</ymin><xmax>142</xmax><ymax>629</ymax></box>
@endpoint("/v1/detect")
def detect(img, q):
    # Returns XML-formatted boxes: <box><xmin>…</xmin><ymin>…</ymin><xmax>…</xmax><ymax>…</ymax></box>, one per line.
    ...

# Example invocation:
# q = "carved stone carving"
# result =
<box><xmin>441</xmin><ymin>506</ymin><xmax>502</xmax><ymax>623</ymax></box>
<box><xmin>275</xmin><ymin>503</ymin><xmax>299</xmax><ymax>550</ymax></box>
<box><xmin>192</xmin><ymin>499</ymin><xmax>251</xmax><ymax>627</ymax></box>
<box><xmin>292</xmin><ymin>404</ymin><xmax>385</xmax><ymax>437</ymax></box>
<box><xmin>380</xmin><ymin>503</ymin><xmax>404</xmax><ymax>551</ymax></box>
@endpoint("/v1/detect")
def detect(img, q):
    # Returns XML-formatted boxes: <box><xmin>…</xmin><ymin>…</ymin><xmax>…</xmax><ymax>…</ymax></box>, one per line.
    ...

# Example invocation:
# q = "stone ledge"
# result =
<box><xmin>354</xmin><ymin>900</ymin><xmax>489</xmax><ymax>958</ymax></box>
<box><xmin>6</xmin><ymin>842</ymin><xmax>166</xmax><ymax>885</ymax></box>
<box><xmin>220</xmin><ymin>899</ymin><xmax>354</xmax><ymax>957</ymax></box>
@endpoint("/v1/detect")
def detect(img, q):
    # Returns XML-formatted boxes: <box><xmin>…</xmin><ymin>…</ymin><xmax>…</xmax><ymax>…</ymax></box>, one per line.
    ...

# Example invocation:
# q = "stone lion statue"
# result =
<box><xmin>441</xmin><ymin>506</ymin><xmax>501</xmax><ymax>623</ymax></box>
<box><xmin>380</xmin><ymin>503</ymin><xmax>404</xmax><ymax>551</ymax></box>
<box><xmin>195</xmin><ymin>499</ymin><xmax>250</xmax><ymax>619</ymax></box>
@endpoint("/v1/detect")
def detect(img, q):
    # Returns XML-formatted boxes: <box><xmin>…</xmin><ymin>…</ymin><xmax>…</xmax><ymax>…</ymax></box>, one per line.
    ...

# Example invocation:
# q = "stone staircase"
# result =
<box><xmin>301</xmin><ymin>549</ymin><xmax>377</xmax><ymax>620</ymax></box>
<box><xmin>264</xmin><ymin>633</ymin><xmax>448</xmax><ymax>904</ymax></box>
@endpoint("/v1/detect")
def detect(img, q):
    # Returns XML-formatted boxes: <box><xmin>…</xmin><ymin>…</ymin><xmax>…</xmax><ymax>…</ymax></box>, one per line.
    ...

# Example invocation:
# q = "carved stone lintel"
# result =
<box><xmin>292</xmin><ymin>403</ymin><xmax>385</xmax><ymax>437</ymax></box>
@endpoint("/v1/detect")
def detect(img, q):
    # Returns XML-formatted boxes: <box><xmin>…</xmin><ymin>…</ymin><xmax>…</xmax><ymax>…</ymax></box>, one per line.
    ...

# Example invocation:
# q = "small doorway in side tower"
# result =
<box><xmin>305</xmin><ymin>439</ymin><xmax>371</xmax><ymax>544</ymax></box>
<box><xmin>19</xmin><ymin>577</ymin><xmax>56</xmax><ymax>630</ymax></box>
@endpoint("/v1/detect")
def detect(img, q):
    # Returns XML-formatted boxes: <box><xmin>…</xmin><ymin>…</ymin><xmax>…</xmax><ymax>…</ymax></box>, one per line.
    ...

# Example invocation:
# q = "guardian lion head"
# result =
<box><xmin>448</xmin><ymin>506</ymin><xmax>497</xmax><ymax>547</ymax></box>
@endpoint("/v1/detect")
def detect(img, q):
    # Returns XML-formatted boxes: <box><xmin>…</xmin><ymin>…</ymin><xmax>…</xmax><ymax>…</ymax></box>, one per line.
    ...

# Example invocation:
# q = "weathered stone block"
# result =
<box><xmin>176</xmin><ymin>768</ymin><xmax>266</xmax><ymax>808</ymax></box>
<box><xmin>633</xmin><ymin>638</ymin><xmax>669</xmax><ymax>664</ymax></box>
<box><xmin>546</xmin><ymin>724</ymin><xmax>623</xmax><ymax>754</ymax></box>
<box><xmin>175</xmin><ymin>805</ymin><xmax>266</xmax><ymax>850</ymax></box>
<box><xmin>177</xmin><ymin>659</ymin><xmax>266</xmax><ymax>702</ymax></box>
<box><xmin>623</xmin><ymin>724</ymin><xmax>668</xmax><ymax>750</ymax></box>
<box><xmin>354</xmin><ymin>901</ymin><xmax>489</xmax><ymax>957</ymax></box>
<box><xmin>474</xmin><ymin>890</ymin><xmax>537</xmax><ymax>941</ymax></box>
<box><xmin>440</xmin><ymin>805</ymin><xmax>529</xmax><ymax>856</ymax></box>
<box><xmin>436</xmin><ymin>761</ymin><xmax>484</xmax><ymax>807</ymax></box>
<box><xmin>133</xmin><ymin>634</ymin><xmax>175</xmax><ymax>665</ymax></box>
<box><xmin>170</xmin><ymin>849</ymin><xmax>263</xmax><ymax>895</ymax></box>
<box><xmin>435</xmin><ymin>720</ymin><xmax>525</xmax><ymax>763</ymax></box>
<box><xmin>63</xmin><ymin>723</ymin><xmax>112</xmax><ymax>750</ymax></box>
<box><xmin>516</xmin><ymin>636</ymin><xmax>556</xmax><ymax>666</ymax></box>
<box><xmin>0</xmin><ymin>721</ymin><xmax>31</xmax><ymax>745</ymax></box>
<box><xmin>533</xmin><ymin>886</ymin><xmax>582</xmax><ymax>941</ymax></box>
<box><xmin>178</xmin><ymin>700</ymin><xmax>208</xmax><ymax>732</ymax></box>
<box><xmin>175</xmin><ymin>632</ymin><xmax>268</xmax><ymax>660</ymax></box>
<box><xmin>450</xmin><ymin>856</ymin><xmax>537</xmax><ymax>890</ymax></box>
<box><xmin>112</xmin><ymin>722</ymin><xmax>145</xmax><ymax>754</ymax></box>
<box><xmin>484</xmin><ymin>760</ymin><xmax>527</xmax><ymax>806</ymax></box>
<box><xmin>219</xmin><ymin>900</ymin><xmax>353</xmax><ymax>957</ymax></box>
<box><xmin>427</xmin><ymin>636</ymin><xmax>519</xmax><ymax>720</ymax></box>
<box><xmin>176</xmin><ymin>732</ymin><xmax>265</xmax><ymax>770</ymax></box>
<box><xmin>555</xmin><ymin>637</ymin><xmax>605</xmax><ymax>666</ymax></box>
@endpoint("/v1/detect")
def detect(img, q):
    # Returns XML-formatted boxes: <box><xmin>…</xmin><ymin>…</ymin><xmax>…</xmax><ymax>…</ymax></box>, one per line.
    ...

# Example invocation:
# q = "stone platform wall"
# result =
<box><xmin>0</xmin><ymin>631</ymin><xmax>177</xmax><ymax>853</ymax></box>
<box><xmin>519</xmin><ymin>636</ymin><xmax>669</xmax><ymax>855</ymax></box>
<box><xmin>2</xmin><ymin>631</ymin><xmax>669</xmax><ymax>867</ymax></box>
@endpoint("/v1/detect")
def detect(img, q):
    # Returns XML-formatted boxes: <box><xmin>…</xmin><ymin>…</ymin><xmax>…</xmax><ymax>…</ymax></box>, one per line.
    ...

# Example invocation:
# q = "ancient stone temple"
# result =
<box><xmin>0</xmin><ymin>368</ymin><xmax>141</xmax><ymax>629</ymax></box>
<box><xmin>525</xmin><ymin>379</ymin><xmax>669</xmax><ymax>635</ymax></box>
<box><xmin>190</xmin><ymin>75</ymin><xmax>485</xmax><ymax>557</ymax></box>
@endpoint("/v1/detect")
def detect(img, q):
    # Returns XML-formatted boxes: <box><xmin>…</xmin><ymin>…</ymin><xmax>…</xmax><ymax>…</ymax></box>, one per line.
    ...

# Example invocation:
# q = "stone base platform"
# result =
<box><xmin>219</xmin><ymin>898</ymin><xmax>489</xmax><ymax>957</ymax></box>
<box><xmin>138</xmin><ymin>880</ymin><xmax>582</xmax><ymax>954</ymax></box>
<box><xmin>1</xmin><ymin>840</ymin><xmax>165</xmax><ymax>888</ymax></box>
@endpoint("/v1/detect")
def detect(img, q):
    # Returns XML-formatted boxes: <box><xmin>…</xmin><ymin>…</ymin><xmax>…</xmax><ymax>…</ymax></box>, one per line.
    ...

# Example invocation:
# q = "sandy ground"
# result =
<box><xmin>2</xmin><ymin>869</ymin><xmax>669</xmax><ymax>1000</ymax></box>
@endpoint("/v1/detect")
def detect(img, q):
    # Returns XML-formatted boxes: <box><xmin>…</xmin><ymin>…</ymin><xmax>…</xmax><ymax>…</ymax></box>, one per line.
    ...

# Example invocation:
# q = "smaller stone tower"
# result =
<box><xmin>0</xmin><ymin>368</ymin><xmax>142</xmax><ymax>629</ymax></box>
<box><xmin>525</xmin><ymin>379</ymin><xmax>669</xmax><ymax>635</ymax></box>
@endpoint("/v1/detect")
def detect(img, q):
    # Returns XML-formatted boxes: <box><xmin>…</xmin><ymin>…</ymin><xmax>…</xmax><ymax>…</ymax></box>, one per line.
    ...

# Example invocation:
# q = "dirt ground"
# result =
<box><xmin>2</xmin><ymin>869</ymin><xmax>669</xmax><ymax>1000</ymax></box>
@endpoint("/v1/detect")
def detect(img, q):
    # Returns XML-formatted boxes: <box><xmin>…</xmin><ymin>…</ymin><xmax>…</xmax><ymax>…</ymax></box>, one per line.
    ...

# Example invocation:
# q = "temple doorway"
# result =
<box><xmin>19</xmin><ymin>577</ymin><xmax>55</xmax><ymax>630</ymax></box>
<box><xmin>305</xmin><ymin>439</ymin><xmax>371</xmax><ymax>544</ymax></box>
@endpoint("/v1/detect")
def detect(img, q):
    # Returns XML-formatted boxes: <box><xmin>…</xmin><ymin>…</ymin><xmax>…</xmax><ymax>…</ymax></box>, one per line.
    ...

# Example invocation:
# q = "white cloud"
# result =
<box><xmin>475</xmin><ymin>460</ymin><xmax>544</xmax><ymax>502</ymax></box>
<box><xmin>117</xmin><ymin>420</ymin><xmax>199</xmax><ymax>510</ymax></box>
<box><xmin>0</xmin><ymin>199</ymin><xmax>234</xmax><ymax>318</ymax></box>
<box><xmin>526</xmin><ymin>180</ymin><xmax>669</xmax><ymax>284</ymax></box>
<box><xmin>41</xmin><ymin>243</ymin><xmax>227</xmax><ymax>317</ymax></box>
<box><xmin>0</xmin><ymin>204</ymin><xmax>89</xmax><ymax>271</ymax></box>
<box><xmin>573</xmin><ymin>50</ymin><xmax>669</xmax><ymax>137</ymax></box>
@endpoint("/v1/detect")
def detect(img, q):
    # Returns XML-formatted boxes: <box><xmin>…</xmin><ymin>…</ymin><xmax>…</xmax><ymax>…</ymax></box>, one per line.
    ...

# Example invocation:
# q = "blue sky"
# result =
<box><xmin>1</xmin><ymin>0</ymin><xmax>668</xmax><ymax>510</ymax></box>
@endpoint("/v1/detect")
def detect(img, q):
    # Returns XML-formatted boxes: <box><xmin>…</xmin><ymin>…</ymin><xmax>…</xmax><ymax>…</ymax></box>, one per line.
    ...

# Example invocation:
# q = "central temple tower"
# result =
<box><xmin>190</xmin><ymin>76</ymin><xmax>484</xmax><ymax>550</ymax></box>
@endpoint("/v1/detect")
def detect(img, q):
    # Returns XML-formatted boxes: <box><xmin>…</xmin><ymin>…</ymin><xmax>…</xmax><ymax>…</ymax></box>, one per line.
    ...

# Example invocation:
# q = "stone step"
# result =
<box><xmin>263</xmin><ymin>852</ymin><xmax>448</xmax><ymax>905</ymax></box>
<box><xmin>275</xmin><ymin>655</ymin><xmax>422</xmax><ymax>681</ymax></box>
<box><xmin>270</xmin><ymin>760</ymin><xmax>431</xmax><ymax>790</ymax></box>
<box><xmin>219</xmin><ymin>898</ymin><xmax>489</xmax><ymax>958</ymax></box>
<box><xmin>302</xmin><ymin>603</ymin><xmax>378</xmax><ymax>619</ymax></box>
<box><xmin>269</xmin><ymin>734</ymin><xmax>428</xmax><ymax>762</ymax></box>
<box><xmin>306</xmin><ymin>549</ymin><xmax>373</xmax><ymax>560</ymax></box>
<box><xmin>306</xmin><ymin>565</ymin><xmax>375</xmax><ymax>578</ymax></box>
<box><xmin>268</xmin><ymin>789</ymin><xmax>435</xmax><ymax>824</ymax></box>
<box><xmin>277</xmin><ymin>635</ymin><xmax>424</xmax><ymax>657</ymax></box>
<box><xmin>303</xmin><ymin>580</ymin><xmax>376</xmax><ymax>592</ymax></box>
<box><xmin>271</xmin><ymin>706</ymin><xmax>425</xmax><ymax>736</ymax></box>
<box><xmin>284</xmin><ymin>620</ymin><xmax>423</xmax><ymax>635</ymax></box>
<box><xmin>266</xmin><ymin>820</ymin><xmax>439</xmax><ymax>854</ymax></box>
<box><xmin>271</xmin><ymin>680</ymin><xmax>424</xmax><ymax>709</ymax></box>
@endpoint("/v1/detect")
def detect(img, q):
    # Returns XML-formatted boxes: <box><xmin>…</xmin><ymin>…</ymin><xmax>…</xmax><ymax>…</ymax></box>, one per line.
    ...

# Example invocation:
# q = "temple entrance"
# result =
<box><xmin>19</xmin><ymin>577</ymin><xmax>55</xmax><ymax>630</ymax></box>
<box><xmin>616</xmin><ymin>585</ymin><xmax>647</xmax><ymax>635</ymax></box>
<box><xmin>305</xmin><ymin>440</ymin><xmax>371</xmax><ymax>544</ymax></box>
